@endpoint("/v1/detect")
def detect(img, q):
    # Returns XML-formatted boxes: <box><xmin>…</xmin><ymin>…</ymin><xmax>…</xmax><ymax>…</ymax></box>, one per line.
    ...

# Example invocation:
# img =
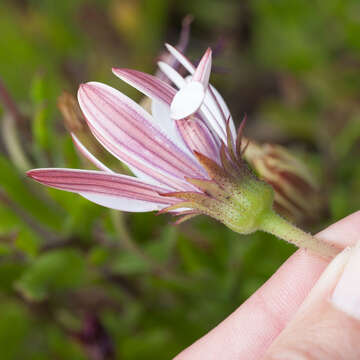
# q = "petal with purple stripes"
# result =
<box><xmin>27</xmin><ymin>168</ymin><xmax>177</xmax><ymax>212</ymax></box>
<box><xmin>113</xmin><ymin>68</ymin><xmax>189</xmax><ymax>152</ymax></box>
<box><xmin>112</xmin><ymin>68</ymin><xmax>176</xmax><ymax>105</ymax></box>
<box><xmin>176</xmin><ymin>118</ymin><xmax>220</xmax><ymax>164</ymax></box>
<box><xmin>192</xmin><ymin>48</ymin><xmax>212</xmax><ymax>87</ymax></box>
<box><xmin>78</xmin><ymin>82</ymin><xmax>205</xmax><ymax>190</ymax></box>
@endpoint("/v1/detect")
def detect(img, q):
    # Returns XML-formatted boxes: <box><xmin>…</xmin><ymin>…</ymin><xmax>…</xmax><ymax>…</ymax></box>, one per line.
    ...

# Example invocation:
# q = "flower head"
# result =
<box><xmin>244</xmin><ymin>140</ymin><xmax>325</xmax><ymax>224</ymax></box>
<box><xmin>27</xmin><ymin>44</ymin><xmax>274</xmax><ymax>235</ymax></box>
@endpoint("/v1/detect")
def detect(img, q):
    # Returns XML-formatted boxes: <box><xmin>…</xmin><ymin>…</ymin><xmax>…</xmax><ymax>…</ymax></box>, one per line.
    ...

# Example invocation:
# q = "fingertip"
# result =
<box><xmin>330</xmin><ymin>241</ymin><xmax>360</xmax><ymax>320</ymax></box>
<box><xmin>317</xmin><ymin>211</ymin><xmax>360</xmax><ymax>248</ymax></box>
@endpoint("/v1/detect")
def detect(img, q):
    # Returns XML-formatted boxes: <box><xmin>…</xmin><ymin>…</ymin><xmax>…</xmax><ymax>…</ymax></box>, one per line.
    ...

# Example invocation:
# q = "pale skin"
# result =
<box><xmin>174</xmin><ymin>211</ymin><xmax>360</xmax><ymax>359</ymax></box>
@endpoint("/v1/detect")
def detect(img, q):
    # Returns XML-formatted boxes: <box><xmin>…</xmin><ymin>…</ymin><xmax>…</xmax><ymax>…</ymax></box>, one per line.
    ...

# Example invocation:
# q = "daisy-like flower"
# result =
<box><xmin>27</xmin><ymin>44</ymin><xmax>338</xmax><ymax>257</ymax></box>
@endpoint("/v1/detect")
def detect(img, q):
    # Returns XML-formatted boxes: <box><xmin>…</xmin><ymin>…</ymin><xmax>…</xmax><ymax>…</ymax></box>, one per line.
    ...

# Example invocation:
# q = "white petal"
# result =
<box><xmin>81</xmin><ymin>193</ymin><xmax>166</xmax><ymax>212</ymax></box>
<box><xmin>157</xmin><ymin>61</ymin><xmax>187</xmax><ymax>89</ymax></box>
<box><xmin>170</xmin><ymin>82</ymin><xmax>205</xmax><ymax>120</ymax></box>
<box><xmin>151</xmin><ymin>99</ymin><xmax>192</xmax><ymax>155</ymax></box>
<box><xmin>165</xmin><ymin>43</ymin><xmax>195</xmax><ymax>74</ymax></box>
<box><xmin>161</xmin><ymin>72</ymin><xmax>227</xmax><ymax>141</ymax></box>
<box><xmin>209</xmin><ymin>85</ymin><xmax>236</xmax><ymax>137</ymax></box>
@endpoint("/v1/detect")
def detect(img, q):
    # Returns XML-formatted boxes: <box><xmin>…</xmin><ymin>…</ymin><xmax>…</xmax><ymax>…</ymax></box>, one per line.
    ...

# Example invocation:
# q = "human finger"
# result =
<box><xmin>175</xmin><ymin>211</ymin><xmax>360</xmax><ymax>360</ymax></box>
<box><xmin>263</xmin><ymin>242</ymin><xmax>360</xmax><ymax>360</ymax></box>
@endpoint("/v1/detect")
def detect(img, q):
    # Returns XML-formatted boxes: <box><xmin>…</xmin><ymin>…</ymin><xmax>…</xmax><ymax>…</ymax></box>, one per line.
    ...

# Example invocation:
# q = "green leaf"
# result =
<box><xmin>120</xmin><ymin>328</ymin><xmax>172</xmax><ymax>360</ymax></box>
<box><xmin>30</xmin><ymin>74</ymin><xmax>53</xmax><ymax>150</ymax></box>
<box><xmin>88</xmin><ymin>246</ymin><xmax>110</xmax><ymax>266</ymax></box>
<box><xmin>0</xmin><ymin>155</ymin><xmax>63</xmax><ymax>231</ymax></box>
<box><xmin>0</xmin><ymin>302</ymin><xmax>31</xmax><ymax>360</ymax></box>
<box><xmin>15</xmin><ymin>249</ymin><xmax>86</xmax><ymax>301</ymax></box>
<box><xmin>32</xmin><ymin>104</ymin><xmax>50</xmax><ymax>150</ymax></box>
<box><xmin>177</xmin><ymin>234</ymin><xmax>212</xmax><ymax>274</ymax></box>
<box><xmin>145</xmin><ymin>226</ymin><xmax>177</xmax><ymax>263</ymax></box>
<box><xmin>333</xmin><ymin>114</ymin><xmax>360</xmax><ymax>158</ymax></box>
<box><xmin>0</xmin><ymin>243</ymin><xmax>11</xmax><ymax>255</ymax></box>
<box><xmin>30</xmin><ymin>74</ymin><xmax>47</xmax><ymax>105</ymax></box>
<box><xmin>46</xmin><ymin>325</ymin><xmax>86</xmax><ymax>360</ymax></box>
<box><xmin>14</xmin><ymin>227</ymin><xmax>42</xmax><ymax>258</ymax></box>
<box><xmin>112</xmin><ymin>251</ymin><xmax>151</xmax><ymax>275</ymax></box>
<box><xmin>0</xmin><ymin>262</ymin><xmax>25</xmax><ymax>293</ymax></box>
<box><xmin>46</xmin><ymin>188</ymin><xmax>103</xmax><ymax>237</ymax></box>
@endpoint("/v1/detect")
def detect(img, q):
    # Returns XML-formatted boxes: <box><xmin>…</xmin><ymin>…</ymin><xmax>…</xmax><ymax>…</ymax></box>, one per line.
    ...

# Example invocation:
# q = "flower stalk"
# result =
<box><xmin>259</xmin><ymin>210</ymin><xmax>339</xmax><ymax>258</ymax></box>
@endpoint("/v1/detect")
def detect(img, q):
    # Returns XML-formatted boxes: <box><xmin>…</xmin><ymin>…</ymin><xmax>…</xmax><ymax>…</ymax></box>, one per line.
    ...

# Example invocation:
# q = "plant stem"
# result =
<box><xmin>259</xmin><ymin>211</ymin><xmax>339</xmax><ymax>258</ymax></box>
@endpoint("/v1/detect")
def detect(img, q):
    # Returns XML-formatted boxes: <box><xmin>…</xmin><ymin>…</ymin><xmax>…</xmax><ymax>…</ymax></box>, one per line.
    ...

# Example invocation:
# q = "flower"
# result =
<box><xmin>27</xmin><ymin>45</ymin><xmax>274</xmax><ymax>234</ymax></box>
<box><xmin>27</xmin><ymin>43</ymin><xmax>339</xmax><ymax>257</ymax></box>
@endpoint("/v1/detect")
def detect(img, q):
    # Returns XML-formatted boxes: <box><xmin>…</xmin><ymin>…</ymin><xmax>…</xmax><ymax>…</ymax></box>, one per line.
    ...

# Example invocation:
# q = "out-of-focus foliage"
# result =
<box><xmin>0</xmin><ymin>0</ymin><xmax>360</xmax><ymax>359</ymax></box>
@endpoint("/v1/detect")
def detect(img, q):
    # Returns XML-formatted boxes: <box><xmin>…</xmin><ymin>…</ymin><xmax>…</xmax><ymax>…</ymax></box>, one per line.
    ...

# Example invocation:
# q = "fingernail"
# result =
<box><xmin>331</xmin><ymin>240</ymin><xmax>360</xmax><ymax>319</ymax></box>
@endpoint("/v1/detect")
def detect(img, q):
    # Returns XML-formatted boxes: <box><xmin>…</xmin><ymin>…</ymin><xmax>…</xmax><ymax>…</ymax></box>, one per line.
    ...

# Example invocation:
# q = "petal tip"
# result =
<box><xmin>79</xmin><ymin>82</ymin><xmax>100</xmax><ymax>90</ymax></box>
<box><xmin>112</xmin><ymin>67</ymin><xmax>121</xmax><ymax>75</ymax></box>
<box><xmin>26</xmin><ymin>169</ymin><xmax>34</xmax><ymax>178</ymax></box>
<box><xmin>26</xmin><ymin>169</ymin><xmax>41</xmax><ymax>181</ymax></box>
<box><xmin>78</xmin><ymin>83</ymin><xmax>93</xmax><ymax>96</ymax></box>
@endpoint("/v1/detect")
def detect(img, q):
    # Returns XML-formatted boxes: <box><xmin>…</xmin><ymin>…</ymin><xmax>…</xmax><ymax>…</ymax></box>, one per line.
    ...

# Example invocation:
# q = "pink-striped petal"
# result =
<box><xmin>87</xmin><ymin>122</ymin><xmax>186</xmax><ymax>190</ymax></box>
<box><xmin>78</xmin><ymin>82</ymin><xmax>205</xmax><ymax>190</ymax></box>
<box><xmin>71</xmin><ymin>133</ymin><xmax>114</xmax><ymax>173</ymax></box>
<box><xmin>192</xmin><ymin>48</ymin><xmax>212</xmax><ymax>87</ymax></box>
<box><xmin>27</xmin><ymin>168</ymin><xmax>177</xmax><ymax>212</ymax></box>
<box><xmin>176</xmin><ymin>118</ymin><xmax>221</xmax><ymax>163</ymax></box>
<box><xmin>112</xmin><ymin>68</ymin><xmax>176</xmax><ymax>105</ymax></box>
<box><xmin>112</xmin><ymin>67</ymin><xmax>190</xmax><ymax>153</ymax></box>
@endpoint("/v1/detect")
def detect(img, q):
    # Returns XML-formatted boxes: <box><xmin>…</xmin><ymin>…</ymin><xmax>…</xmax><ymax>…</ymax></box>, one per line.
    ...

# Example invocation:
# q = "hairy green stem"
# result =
<box><xmin>259</xmin><ymin>211</ymin><xmax>339</xmax><ymax>258</ymax></box>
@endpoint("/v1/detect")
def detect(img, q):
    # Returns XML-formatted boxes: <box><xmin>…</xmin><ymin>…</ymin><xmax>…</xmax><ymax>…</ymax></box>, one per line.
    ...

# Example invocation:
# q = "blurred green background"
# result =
<box><xmin>1</xmin><ymin>0</ymin><xmax>360</xmax><ymax>359</ymax></box>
